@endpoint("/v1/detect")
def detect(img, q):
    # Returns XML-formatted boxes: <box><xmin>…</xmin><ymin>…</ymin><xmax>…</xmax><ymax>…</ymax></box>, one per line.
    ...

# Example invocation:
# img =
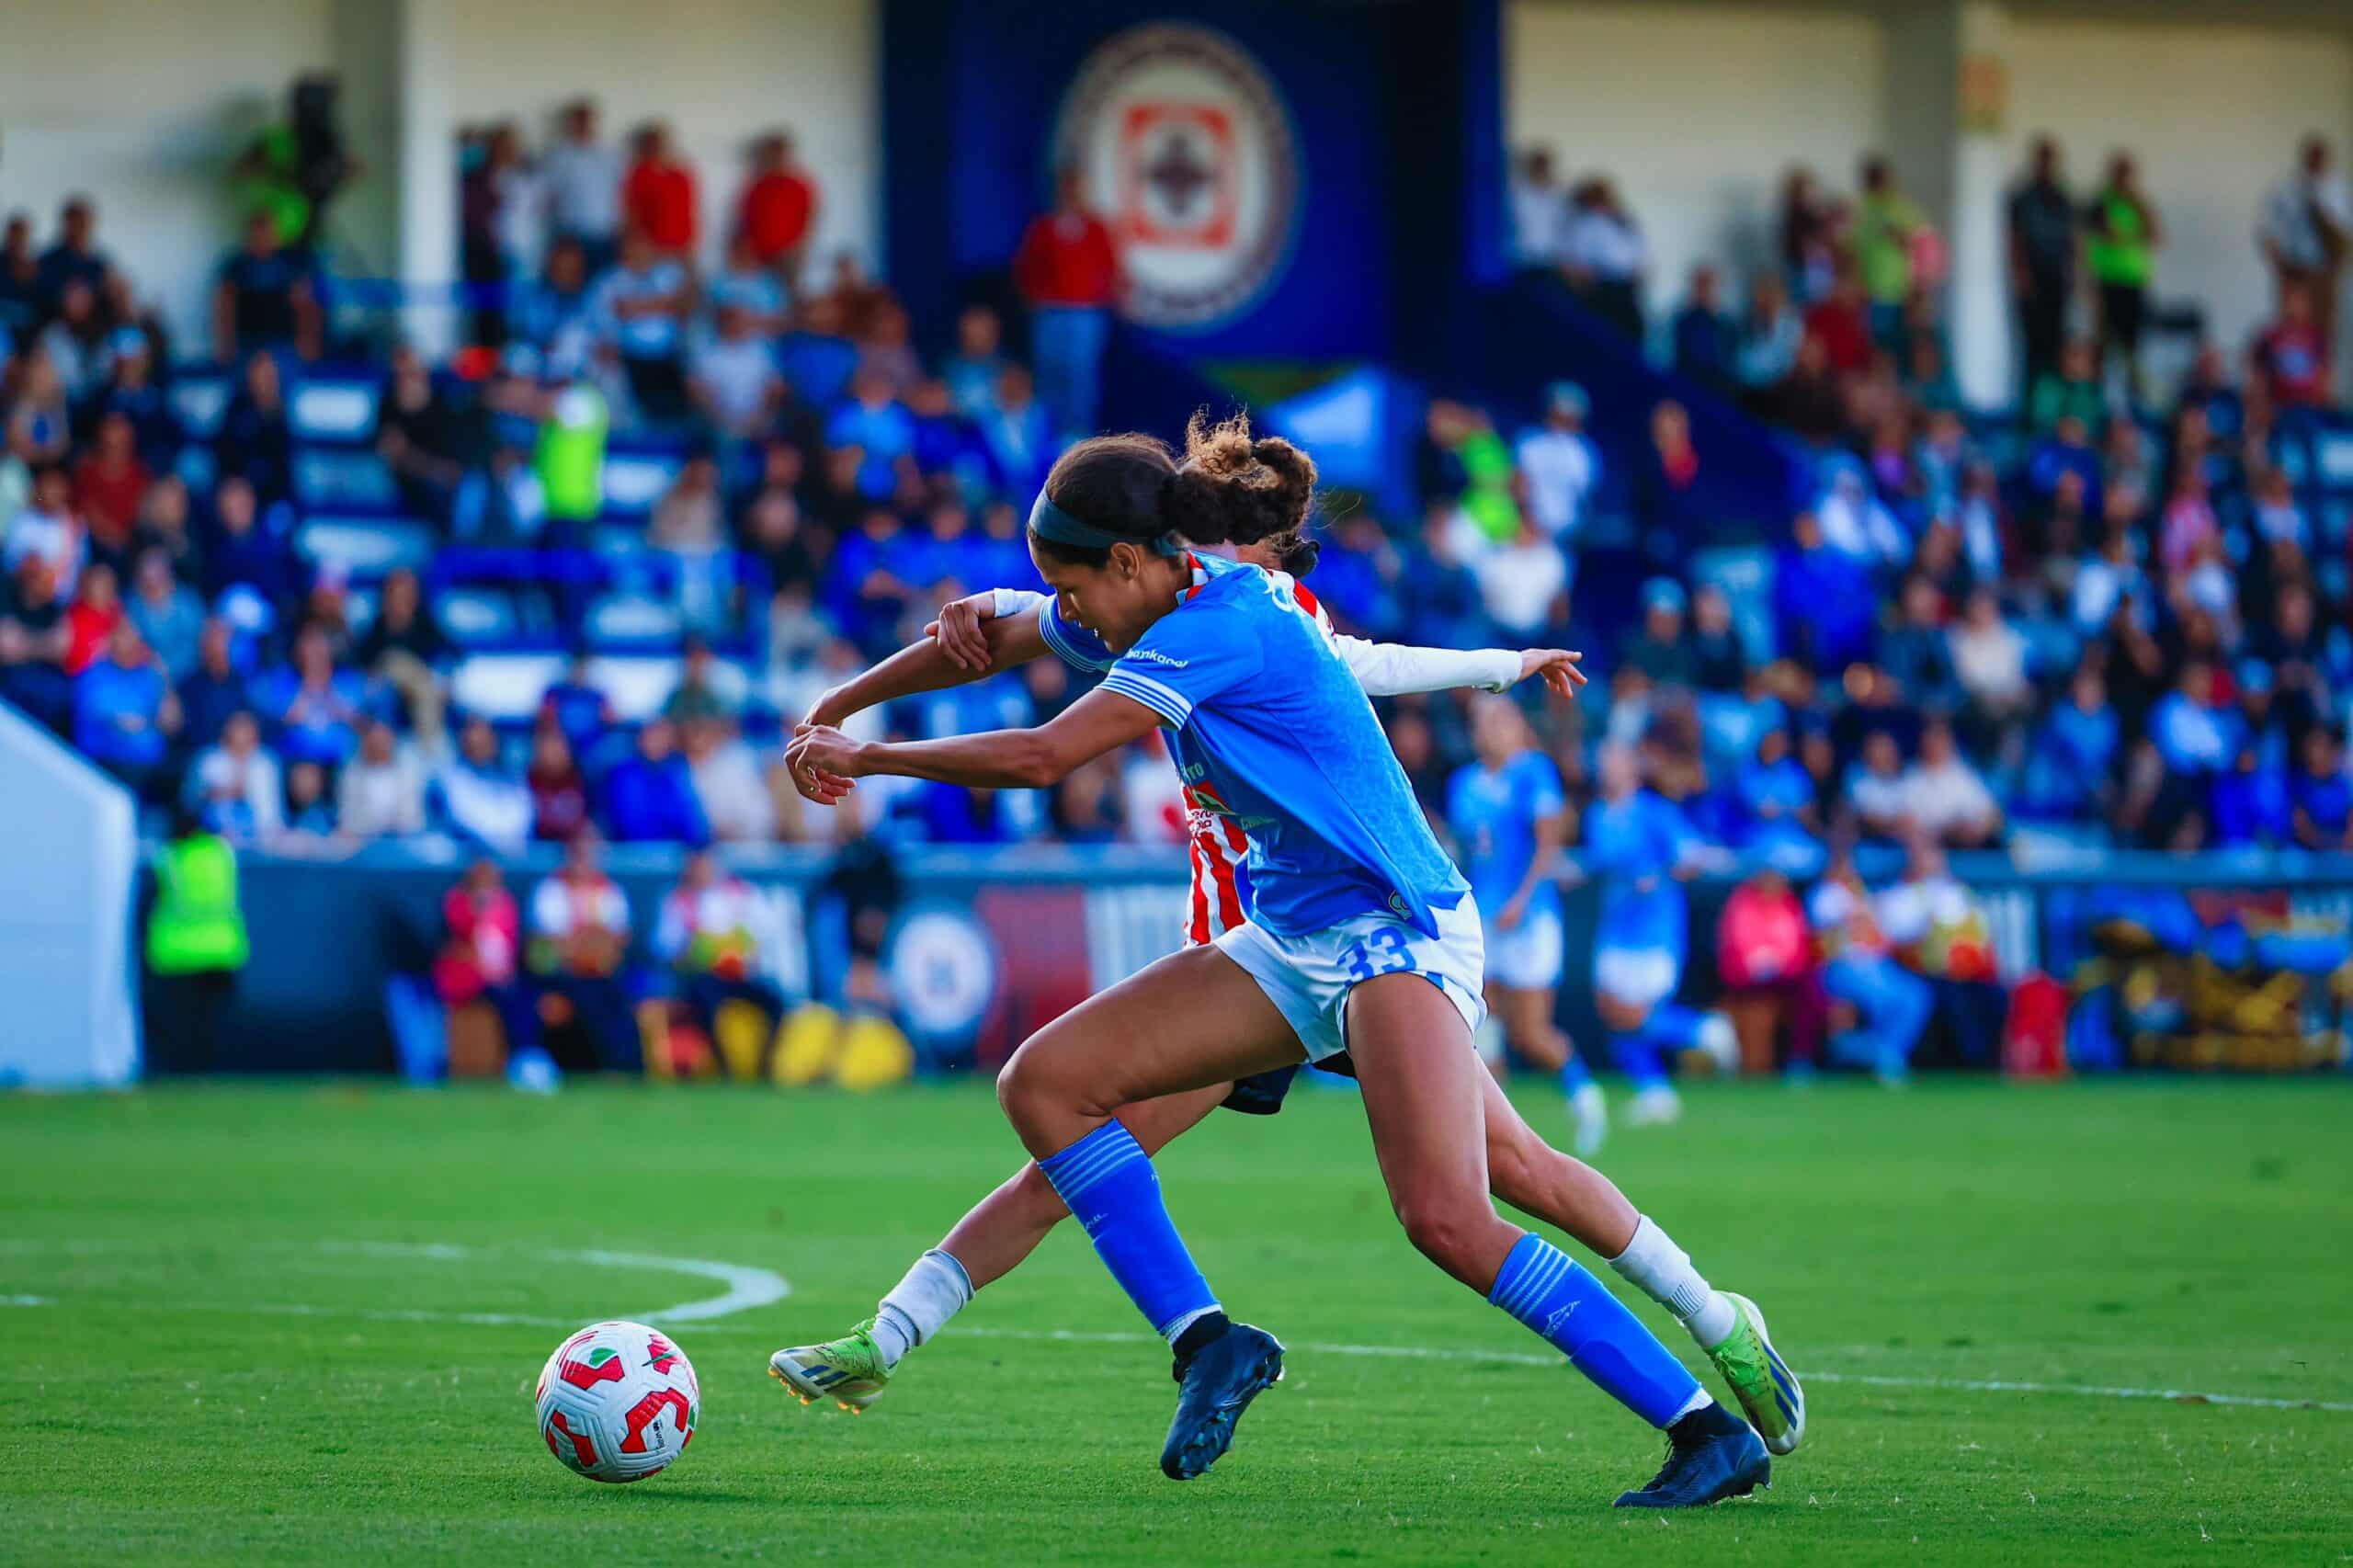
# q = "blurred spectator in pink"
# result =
<box><xmin>435</xmin><ymin>858</ymin><xmax>533</xmax><ymax>1058</ymax></box>
<box><xmin>1715</xmin><ymin>868</ymin><xmax>1821</xmax><ymax>1074</ymax></box>
<box><xmin>1012</xmin><ymin>165</ymin><xmax>1119</xmax><ymax>439</ymax></box>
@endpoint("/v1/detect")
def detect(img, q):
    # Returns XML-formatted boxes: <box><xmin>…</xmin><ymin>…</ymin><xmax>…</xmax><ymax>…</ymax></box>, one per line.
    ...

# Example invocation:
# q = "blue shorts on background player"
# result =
<box><xmin>1583</xmin><ymin>744</ymin><xmax>1735</xmax><ymax>1125</ymax></box>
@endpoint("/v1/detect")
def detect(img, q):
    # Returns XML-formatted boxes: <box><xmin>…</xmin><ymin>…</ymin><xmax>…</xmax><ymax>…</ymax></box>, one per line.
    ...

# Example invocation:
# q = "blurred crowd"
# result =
<box><xmin>1495</xmin><ymin>133</ymin><xmax>2353</xmax><ymax>858</ymax></box>
<box><xmin>6</xmin><ymin>102</ymin><xmax>2353</xmax><ymax>878</ymax></box>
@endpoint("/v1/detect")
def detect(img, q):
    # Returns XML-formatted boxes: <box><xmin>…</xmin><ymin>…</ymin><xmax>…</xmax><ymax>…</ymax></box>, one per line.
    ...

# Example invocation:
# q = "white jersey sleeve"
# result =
<box><xmin>1329</xmin><ymin>636</ymin><xmax>1522</xmax><ymax>698</ymax></box>
<box><xmin>990</xmin><ymin>588</ymin><xmax>1049</xmax><ymax>620</ymax></box>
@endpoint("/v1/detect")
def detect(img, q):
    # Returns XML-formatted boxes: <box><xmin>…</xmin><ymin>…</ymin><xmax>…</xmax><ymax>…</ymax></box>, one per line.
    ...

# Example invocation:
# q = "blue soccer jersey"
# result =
<box><xmin>1037</xmin><ymin>554</ymin><xmax>1469</xmax><ymax>938</ymax></box>
<box><xmin>1446</xmin><ymin>753</ymin><xmax>1566</xmax><ymax>926</ymax></box>
<box><xmin>1583</xmin><ymin>789</ymin><xmax>1699</xmax><ymax>959</ymax></box>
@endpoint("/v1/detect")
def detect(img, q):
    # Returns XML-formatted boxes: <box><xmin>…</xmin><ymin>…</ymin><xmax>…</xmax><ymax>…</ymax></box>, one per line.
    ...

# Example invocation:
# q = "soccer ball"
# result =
<box><xmin>534</xmin><ymin>1320</ymin><xmax>700</xmax><ymax>1483</ymax></box>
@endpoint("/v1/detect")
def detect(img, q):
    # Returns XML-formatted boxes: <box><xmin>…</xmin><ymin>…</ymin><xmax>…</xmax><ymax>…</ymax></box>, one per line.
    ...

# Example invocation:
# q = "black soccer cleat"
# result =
<box><xmin>1159</xmin><ymin>1319</ymin><xmax>1285</xmax><ymax>1480</ymax></box>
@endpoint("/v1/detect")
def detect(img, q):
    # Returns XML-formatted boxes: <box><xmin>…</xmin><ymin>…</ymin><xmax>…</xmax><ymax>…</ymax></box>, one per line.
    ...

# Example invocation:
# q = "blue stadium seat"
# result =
<box><xmin>175</xmin><ymin>445</ymin><xmax>217</xmax><ymax>495</ymax></box>
<box><xmin>584</xmin><ymin>594</ymin><xmax>683</xmax><ymax>650</ymax></box>
<box><xmin>597</xmin><ymin>449</ymin><xmax>686</xmax><ymax>517</ymax></box>
<box><xmin>584</xmin><ymin>654</ymin><xmax>688</xmax><ymax>721</ymax></box>
<box><xmin>2313</xmin><ymin>425</ymin><xmax>2353</xmax><ymax>493</ymax></box>
<box><xmin>169</xmin><ymin>374</ymin><xmax>231</xmax><ymax>440</ymax></box>
<box><xmin>295</xmin><ymin>517</ymin><xmax>435</xmax><ymax>579</ymax></box>
<box><xmin>344</xmin><ymin>586</ymin><xmax>378</xmax><ymax>641</ymax></box>
<box><xmin>294</xmin><ymin>446</ymin><xmax>401</xmax><ymax>512</ymax></box>
<box><xmin>436</xmin><ymin>587</ymin><xmax>523</xmax><ymax>650</ymax></box>
<box><xmin>289</xmin><ymin>378</ymin><xmax>383</xmax><ymax>443</ymax></box>
<box><xmin>450</xmin><ymin>652</ymin><xmax>569</xmax><ymax>722</ymax></box>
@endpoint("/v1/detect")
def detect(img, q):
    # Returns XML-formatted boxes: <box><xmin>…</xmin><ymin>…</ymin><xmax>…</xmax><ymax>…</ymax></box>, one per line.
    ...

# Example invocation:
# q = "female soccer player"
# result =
<box><xmin>1585</xmin><ymin>743</ymin><xmax>1738</xmax><ymax>1126</ymax></box>
<box><xmin>784</xmin><ymin>416</ymin><xmax>1799</xmax><ymax>1506</ymax></box>
<box><xmin>1447</xmin><ymin>693</ymin><xmax>1607</xmax><ymax>1154</ymax></box>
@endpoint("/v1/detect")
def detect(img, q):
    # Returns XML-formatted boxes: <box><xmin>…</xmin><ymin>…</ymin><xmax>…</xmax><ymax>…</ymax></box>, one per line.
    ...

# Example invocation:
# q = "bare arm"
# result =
<box><xmin>790</xmin><ymin>685</ymin><xmax>1161</xmax><ymax>799</ymax></box>
<box><xmin>1496</xmin><ymin>808</ymin><xmax>1568</xmax><ymax>929</ymax></box>
<box><xmin>804</xmin><ymin>607</ymin><xmax>1048</xmax><ymax>728</ymax></box>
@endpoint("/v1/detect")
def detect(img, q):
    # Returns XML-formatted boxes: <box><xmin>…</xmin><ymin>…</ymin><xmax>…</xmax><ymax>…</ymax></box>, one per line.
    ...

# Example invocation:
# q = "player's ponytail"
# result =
<box><xmin>1163</xmin><ymin>411</ymin><xmax>1318</xmax><ymax>555</ymax></box>
<box><xmin>1029</xmin><ymin>411</ymin><xmax>1318</xmax><ymax>571</ymax></box>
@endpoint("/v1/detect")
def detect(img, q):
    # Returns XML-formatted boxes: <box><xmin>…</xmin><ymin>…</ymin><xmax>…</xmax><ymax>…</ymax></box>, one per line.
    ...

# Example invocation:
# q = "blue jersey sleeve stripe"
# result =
<box><xmin>1100</xmin><ymin>670</ymin><xmax>1192</xmax><ymax>728</ymax></box>
<box><xmin>1038</xmin><ymin>604</ymin><xmax>1115</xmax><ymax>672</ymax></box>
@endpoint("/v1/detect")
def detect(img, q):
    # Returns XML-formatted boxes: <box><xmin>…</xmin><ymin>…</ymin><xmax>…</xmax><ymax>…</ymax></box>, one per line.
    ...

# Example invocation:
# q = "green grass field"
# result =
<box><xmin>2</xmin><ymin>1078</ymin><xmax>2347</xmax><ymax>1565</ymax></box>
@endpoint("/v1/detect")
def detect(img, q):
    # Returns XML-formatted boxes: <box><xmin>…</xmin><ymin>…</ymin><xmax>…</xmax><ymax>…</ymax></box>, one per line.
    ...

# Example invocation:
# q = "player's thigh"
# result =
<box><xmin>1113</xmin><ymin>1081</ymin><xmax>1236</xmax><ymax>1155</ymax></box>
<box><xmin>1345</xmin><ymin>972</ymin><xmax>1515</xmax><ymax>1279</ymax></box>
<box><xmin>998</xmin><ymin>944</ymin><xmax>1302</xmax><ymax>1153</ymax></box>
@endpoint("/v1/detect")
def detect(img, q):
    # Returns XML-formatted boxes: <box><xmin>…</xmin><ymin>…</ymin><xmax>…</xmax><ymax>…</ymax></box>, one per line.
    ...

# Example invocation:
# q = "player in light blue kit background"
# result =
<box><xmin>1583</xmin><ymin>744</ymin><xmax>1736</xmax><ymax>1126</ymax></box>
<box><xmin>1447</xmin><ymin>694</ymin><xmax>1607</xmax><ymax>1155</ymax></box>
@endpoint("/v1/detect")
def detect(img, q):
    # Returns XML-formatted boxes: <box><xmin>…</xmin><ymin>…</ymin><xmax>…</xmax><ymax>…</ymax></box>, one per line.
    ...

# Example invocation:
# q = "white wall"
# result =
<box><xmin>1506</xmin><ymin>2</ymin><xmax>1889</xmax><ymax>302</ymax></box>
<box><xmin>2002</xmin><ymin>16</ymin><xmax>2353</xmax><ymax>360</ymax></box>
<box><xmin>0</xmin><ymin>0</ymin><xmax>879</xmax><ymax>350</ymax></box>
<box><xmin>0</xmin><ymin>0</ymin><xmax>335</xmax><ymax>345</ymax></box>
<box><xmin>437</xmin><ymin>0</ymin><xmax>879</xmax><ymax>278</ymax></box>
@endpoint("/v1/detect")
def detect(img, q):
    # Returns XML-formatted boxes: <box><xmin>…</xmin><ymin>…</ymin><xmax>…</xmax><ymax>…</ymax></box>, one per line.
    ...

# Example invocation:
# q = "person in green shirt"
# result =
<box><xmin>1853</xmin><ymin>156</ymin><xmax>1927</xmax><ymax>347</ymax></box>
<box><xmin>2027</xmin><ymin>338</ymin><xmax>2108</xmax><ymax>435</ymax></box>
<box><xmin>2084</xmin><ymin>153</ymin><xmax>2160</xmax><ymax>401</ymax></box>
<box><xmin>143</xmin><ymin>804</ymin><xmax>250</xmax><ymax>1075</ymax></box>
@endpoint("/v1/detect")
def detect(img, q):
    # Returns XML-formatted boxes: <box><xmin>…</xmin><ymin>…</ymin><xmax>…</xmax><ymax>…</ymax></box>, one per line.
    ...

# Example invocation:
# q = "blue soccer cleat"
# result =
<box><xmin>1613</xmin><ymin>1403</ymin><xmax>1771</xmax><ymax>1508</ymax></box>
<box><xmin>1160</xmin><ymin>1320</ymin><xmax>1285</xmax><ymax>1480</ymax></box>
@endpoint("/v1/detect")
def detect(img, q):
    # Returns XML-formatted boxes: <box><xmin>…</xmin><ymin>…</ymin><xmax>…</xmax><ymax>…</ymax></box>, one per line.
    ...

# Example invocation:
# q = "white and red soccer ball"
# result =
<box><xmin>534</xmin><ymin>1320</ymin><xmax>699</xmax><ymax>1483</ymax></box>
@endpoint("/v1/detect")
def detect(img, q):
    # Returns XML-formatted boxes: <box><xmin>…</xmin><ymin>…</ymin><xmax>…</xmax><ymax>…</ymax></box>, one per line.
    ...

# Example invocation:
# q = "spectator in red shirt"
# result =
<box><xmin>1802</xmin><ymin>263</ymin><xmax>1874</xmax><ymax>376</ymax></box>
<box><xmin>2253</xmin><ymin>280</ymin><xmax>2333</xmax><ymax>409</ymax></box>
<box><xmin>63</xmin><ymin>560</ymin><xmax>124</xmax><ymax>676</ymax></box>
<box><xmin>1012</xmin><ymin>165</ymin><xmax>1120</xmax><ymax>440</ymax></box>
<box><xmin>735</xmin><ymin>131</ymin><xmax>817</xmax><ymax>286</ymax></box>
<box><xmin>623</xmin><ymin>121</ymin><xmax>699</xmax><ymax>262</ymax></box>
<box><xmin>71</xmin><ymin>411</ymin><xmax>152</xmax><ymax>571</ymax></box>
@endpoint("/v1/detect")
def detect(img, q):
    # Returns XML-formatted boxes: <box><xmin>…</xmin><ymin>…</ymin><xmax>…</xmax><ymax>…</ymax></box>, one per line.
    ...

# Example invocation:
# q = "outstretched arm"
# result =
<box><xmin>790</xmin><ymin>687</ymin><xmax>1161</xmax><ymax>801</ymax></box>
<box><xmin>1331</xmin><ymin>637</ymin><xmax>1586</xmax><ymax>699</ymax></box>
<box><xmin>804</xmin><ymin>601</ymin><xmax>1049</xmax><ymax>728</ymax></box>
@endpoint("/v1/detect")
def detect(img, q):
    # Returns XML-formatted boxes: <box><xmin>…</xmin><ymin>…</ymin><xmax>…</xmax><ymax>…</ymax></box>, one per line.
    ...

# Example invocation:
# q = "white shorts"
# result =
<box><xmin>1214</xmin><ymin>896</ymin><xmax>1487</xmax><ymax>1063</ymax></box>
<box><xmin>1593</xmin><ymin>945</ymin><xmax>1682</xmax><ymax>1010</ymax></box>
<box><xmin>1483</xmin><ymin>907</ymin><xmax>1565</xmax><ymax>991</ymax></box>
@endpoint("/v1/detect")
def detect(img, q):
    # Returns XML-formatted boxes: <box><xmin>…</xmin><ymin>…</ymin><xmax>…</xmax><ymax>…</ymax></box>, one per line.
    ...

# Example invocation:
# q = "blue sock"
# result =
<box><xmin>1609</xmin><ymin>1031</ymin><xmax>1668</xmax><ymax>1091</ymax></box>
<box><xmin>1558</xmin><ymin>1053</ymin><xmax>1593</xmax><ymax>1096</ymax></box>
<box><xmin>1489</xmin><ymin>1232</ymin><xmax>1705</xmax><ymax>1429</ymax></box>
<box><xmin>1038</xmin><ymin>1121</ymin><xmax>1220</xmax><ymax>1342</ymax></box>
<box><xmin>1645</xmin><ymin>1002</ymin><xmax>1707</xmax><ymax>1053</ymax></box>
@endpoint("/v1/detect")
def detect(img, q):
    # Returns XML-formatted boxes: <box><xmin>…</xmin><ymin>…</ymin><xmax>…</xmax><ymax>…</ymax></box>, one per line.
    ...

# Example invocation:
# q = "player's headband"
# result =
<box><xmin>1029</xmin><ymin>493</ymin><xmax>1184</xmax><ymax>557</ymax></box>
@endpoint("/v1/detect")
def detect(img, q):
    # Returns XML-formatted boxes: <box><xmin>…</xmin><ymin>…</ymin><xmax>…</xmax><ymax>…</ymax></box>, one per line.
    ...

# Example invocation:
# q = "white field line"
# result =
<box><xmin>4</xmin><ymin>1242</ymin><xmax>2344</xmax><ymax>1415</ymax></box>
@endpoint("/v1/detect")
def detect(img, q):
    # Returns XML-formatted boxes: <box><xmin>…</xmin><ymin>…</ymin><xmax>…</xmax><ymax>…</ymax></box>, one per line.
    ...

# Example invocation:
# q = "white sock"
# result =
<box><xmin>1608</xmin><ymin>1216</ymin><xmax>1738</xmax><ymax>1350</ymax></box>
<box><xmin>870</xmin><ymin>1249</ymin><xmax>974</xmax><ymax>1369</ymax></box>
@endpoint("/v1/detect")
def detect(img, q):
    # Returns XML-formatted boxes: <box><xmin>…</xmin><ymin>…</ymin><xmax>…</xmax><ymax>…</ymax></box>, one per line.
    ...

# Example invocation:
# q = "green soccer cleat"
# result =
<box><xmin>1706</xmin><ymin>1291</ymin><xmax>1804</xmax><ymax>1455</ymax></box>
<box><xmin>769</xmin><ymin>1318</ymin><xmax>892</xmax><ymax>1414</ymax></box>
